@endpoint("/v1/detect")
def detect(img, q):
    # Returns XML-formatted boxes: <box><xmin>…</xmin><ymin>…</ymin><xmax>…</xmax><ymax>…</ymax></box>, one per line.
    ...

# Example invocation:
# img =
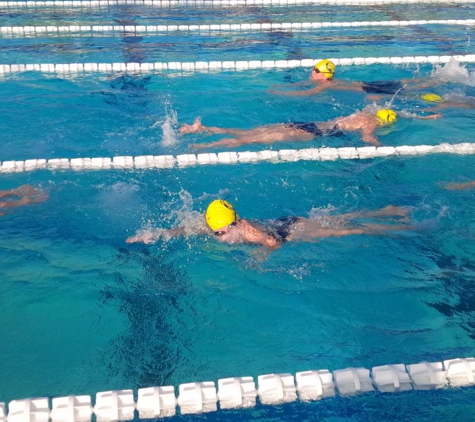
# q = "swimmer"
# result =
<box><xmin>180</xmin><ymin>108</ymin><xmax>440</xmax><ymax>149</ymax></box>
<box><xmin>270</xmin><ymin>59</ymin><xmax>439</xmax><ymax>97</ymax></box>
<box><xmin>126</xmin><ymin>199</ymin><xmax>415</xmax><ymax>249</ymax></box>
<box><xmin>366</xmin><ymin>91</ymin><xmax>475</xmax><ymax>112</ymax></box>
<box><xmin>419</xmin><ymin>93</ymin><xmax>475</xmax><ymax>112</ymax></box>
<box><xmin>0</xmin><ymin>185</ymin><xmax>48</xmax><ymax>216</ymax></box>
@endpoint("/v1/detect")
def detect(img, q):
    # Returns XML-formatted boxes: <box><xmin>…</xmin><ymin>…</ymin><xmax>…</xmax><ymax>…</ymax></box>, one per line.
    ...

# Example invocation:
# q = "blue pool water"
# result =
<box><xmin>1</xmin><ymin>2</ymin><xmax>475</xmax><ymax>421</ymax></box>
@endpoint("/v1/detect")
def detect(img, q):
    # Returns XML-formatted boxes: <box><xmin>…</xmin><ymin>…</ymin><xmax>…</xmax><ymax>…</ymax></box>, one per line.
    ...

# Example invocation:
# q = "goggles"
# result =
<box><xmin>214</xmin><ymin>221</ymin><xmax>237</xmax><ymax>237</ymax></box>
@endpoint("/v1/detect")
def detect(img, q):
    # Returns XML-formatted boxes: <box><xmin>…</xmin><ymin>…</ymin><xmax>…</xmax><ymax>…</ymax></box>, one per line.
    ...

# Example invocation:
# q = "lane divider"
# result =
<box><xmin>1</xmin><ymin>143</ymin><xmax>475</xmax><ymax>174</ymax></box>
<box><xmin>1</xmin><ymin>53</ymin><xmax>475</xmax><ymax>76</ymax></box>
<box><xmin>1</xmin><ymin>357</ymin><xmax>474</xmax><ymax>421</ymax></box>
<box><xmin>0</xmin><ymin>0</ymin><xmax>474</xmax><ymax>9</ymax></box>
<box><xmin>1</xmin><ymin>19</ymin><xmax>474</xmax><ymax>38</ymax></box>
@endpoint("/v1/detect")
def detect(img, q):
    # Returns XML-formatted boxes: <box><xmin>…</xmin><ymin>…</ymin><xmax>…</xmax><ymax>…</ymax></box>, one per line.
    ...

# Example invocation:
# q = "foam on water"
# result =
<box><xmin>132</xmin><ymin>189</ymin><xmax>207</xmax><ymax>244</ymax></box>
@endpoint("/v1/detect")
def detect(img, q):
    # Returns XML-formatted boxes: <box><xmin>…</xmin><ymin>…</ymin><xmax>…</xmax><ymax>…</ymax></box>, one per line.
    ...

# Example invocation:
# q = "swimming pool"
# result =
<box><xmin>1</xmin><ymin>0</ymin><xmax>475</xmax><ymax>420</ymax></box>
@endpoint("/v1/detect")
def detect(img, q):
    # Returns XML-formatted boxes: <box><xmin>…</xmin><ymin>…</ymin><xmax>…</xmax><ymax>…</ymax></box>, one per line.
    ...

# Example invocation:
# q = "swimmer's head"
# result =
<box><xmin>205</xmin><ymin>199</ymin><xmax>238</xmax><ymax>231</ymax></box>
<box><xmin>376</xmin><ymin>109</ymin><xmax>397</xmax><ymax>126</ymax></box>
<box><xmin>313</xmin><ymin>59</ymin><xmax>335</xmax><ymax>80</ymax></box>
<box><xmin>421</xmin><ymin>93</ymin><xmax>444</xmax><ymax>103</ymax></box>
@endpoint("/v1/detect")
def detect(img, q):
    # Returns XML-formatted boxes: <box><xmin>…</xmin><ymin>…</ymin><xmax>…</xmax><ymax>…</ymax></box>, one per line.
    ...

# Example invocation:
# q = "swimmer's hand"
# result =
<box><xmin>126</xmin><ymin>228</ymin><xmax>167</xmax><ymax>244</ymax></box>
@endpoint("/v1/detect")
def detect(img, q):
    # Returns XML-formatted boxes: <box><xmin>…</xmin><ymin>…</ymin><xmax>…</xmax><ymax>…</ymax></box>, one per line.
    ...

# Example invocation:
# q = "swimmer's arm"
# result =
<box><xmin>126</xmin><ymin>228</ymin><xmax>176</xmax><ymax>244</ymax></box>
<box><xmin>360</xmin><ymin>127</ymin><xmax>381</xmax><ymax>146</ymax></box>
<box><xmin>325</xmin><ymin>81</ymin><xmax>364</xmax><ymax>92</ymax></box>
<box><xmin>271</xmin><ymin>80</ymin><xmax>361</xmax><ymax>97</ymax></box>
<box><xmin>398</xmin><ymin>110</ymin><xmax>443</xmax><ymax>120</ymax></box>
<box><xmin>424</xmin><ymin>102</ymin><xmax>475</xmax><ymax>112</ymax></box>
<box><xmin>413</xmin><ymin>113</ymin><xmax>443</xmax><ymax>120</ymax></box>
<box><xmin>269</xmin><ymin>80</ymin><xmax>313</xmax><ymax>89</ymax></box>
<box><xmin>241</xmin><ymin>220</ymin><xmax>281</xmax><ymax>249</ymax></box>
<box><xmin>269</xmin><ymin>85</ymin><xmax>327</xmax><ymax>97</ymax></box>
<box><xmin>126</xmin><ymin>225</ymin><xmax>208</xmax><ymax>244</ymax></box>
<box><xmin>448</xmin><ymin>102</ymin><xmax>475</xmax><ymax>109</ymax></box>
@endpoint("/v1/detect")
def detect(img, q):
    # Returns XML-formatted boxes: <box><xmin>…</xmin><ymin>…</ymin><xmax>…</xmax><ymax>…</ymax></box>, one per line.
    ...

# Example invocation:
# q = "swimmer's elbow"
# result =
<box><xmin>285</xmin><ymin>89</ymin><xmax>315</xmax><ymax>97</ymax></box>
<box><xmin>264</xmin><ymin>237</ymin><xmax>281</xmax><ymax>249</ymax></box>
<box><xmin>362</xmin><ymin>135</ymin><xmax>381</xmax><ymax>146</ymax></box>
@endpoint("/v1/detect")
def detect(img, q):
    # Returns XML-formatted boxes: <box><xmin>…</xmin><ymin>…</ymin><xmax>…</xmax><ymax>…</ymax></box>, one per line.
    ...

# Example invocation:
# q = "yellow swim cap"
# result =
<box><xmin>421</xmin><ymin>93</ymin><xmax>444</xmax><ymax>103</ymax></box>
<box><xmin>314</xmin><ymin>59</ymin><xmax>335</xmax><ymax>80</ymax></box>
<box><xmin>205</xmin><ymin>199</ymin><xmax>238</xmax><ymax>231</ymax></box>
<box><xmin>376</xmin><ymin>109</ymin><xmax>397</xmax><ymax>126</ymax></box>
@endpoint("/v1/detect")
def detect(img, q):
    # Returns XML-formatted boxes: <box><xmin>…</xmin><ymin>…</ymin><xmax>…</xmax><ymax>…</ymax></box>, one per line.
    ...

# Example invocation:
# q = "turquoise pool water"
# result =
<box><xmin>1</xmin><ymin>2</ymin><xmax>475</xmax><ymax>421</ymax></box>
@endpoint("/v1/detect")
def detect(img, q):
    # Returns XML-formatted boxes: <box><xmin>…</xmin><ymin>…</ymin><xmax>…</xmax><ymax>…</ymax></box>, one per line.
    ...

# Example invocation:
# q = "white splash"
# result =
<box><xmin>169</xmin><ymin>189</ymin><xmax>208</xmax><ymax>236</ymax></box>
<box><xmin>443</xmin><ymin>88</ymin><xmax>475</xmax><ymax>104</ymax></box>
<box><xmin>152</xmin><ymin>98</ymin><xmax>179</xmax><ymax>147</ymax></box>
<box><xmin>432</xmin><ymin>58</ymin><xmax>475</xmax><ymax>86</ymax></box>
<box><xmin>160</xmin><ymin>109</ymin><xmax>179</xmax><ymax>147</ymax></box>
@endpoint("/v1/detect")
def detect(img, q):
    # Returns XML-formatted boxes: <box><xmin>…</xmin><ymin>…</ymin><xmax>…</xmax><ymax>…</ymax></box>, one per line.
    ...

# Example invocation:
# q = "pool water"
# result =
<box><xmin>1</xmin><ymin>2</ymin><xmax>475</xmax><ymax>421</ymax></box>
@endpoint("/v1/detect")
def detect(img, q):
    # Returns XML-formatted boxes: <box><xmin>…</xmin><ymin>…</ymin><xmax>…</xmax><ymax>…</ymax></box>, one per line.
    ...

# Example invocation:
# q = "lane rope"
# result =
<box><xmin>2</xmin><ymin>143</ymin><xmax>475</xmax><ymax>173</ymax></box>
<box><xmin>1</xmin><ymin>357</ymin><xmax>474</xmax><ymax>420</ymax></box>
<box><xmin>1</xmin><ymin>53</ymin><xmax>475</xmax><ymax>75</ymax></box>
<box><xmin>1</xmin><ymin>19</ymin><xmax>474</xmax><ymax>38</ymax></box>
<box><xmin>0</xmin><ymin>0</ymin><xmax>474</xmax><ymax>9</ymax></box>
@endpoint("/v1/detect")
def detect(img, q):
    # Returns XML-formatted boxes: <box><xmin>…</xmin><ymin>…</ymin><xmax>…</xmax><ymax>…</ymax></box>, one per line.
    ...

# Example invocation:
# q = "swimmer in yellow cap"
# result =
<box><xmin>180</xmin><ymin>107</ymin><xmax>440</xmax><ymax>149</ymax></box>
<box><xmin>0</xmin><ymin>185</ymin><xmax>48</xmax><ymax>216</ymax></box>
<box><xmin>421</xmin><ymin>93</ymin><xmax>444</xmax><ymax>103</ymax></box>
<box><xmin>312</xmin><ymin>59</ymin><xmax>336</xmax><ymax>81</ymax></box>
<box><xmin>270</xmin><ymin>58</ymin><xmax>441</xmax><ymax>98</ymax></box>
<box><xmin>127</xmin><ymin>200</ymin><xmax>415</xmax><ymax>250</ymax></box>
<box><xmin>420</xmin><ymin>92</ymin><xmax>475</xmax><ymax>113</ymax></box>
<box><xmin>375</xmin><ymin>109</ymin><xmax>397</xmax><ymax>126</ymax></box>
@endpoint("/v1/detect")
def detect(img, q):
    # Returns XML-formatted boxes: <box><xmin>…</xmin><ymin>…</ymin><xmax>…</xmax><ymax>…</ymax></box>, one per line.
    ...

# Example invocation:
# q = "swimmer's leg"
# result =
<box><xmin>358</xmin><ymin>223</ymin><xmax>416</xmax><ymax>235</ymax></box>
<box><xmin>191</xmin><ymin>125</ymin><xmax>315</xmax><ymax>150</ymax></box>
<box><xmin>336</xmin><ymin>206</ymin><xmax>410</xmax><ymax>221</ymax></box>
<box><xmin>290</xmin><ymin>219</ymin><xmax>413</xmax><ymax>240</ymax></box>
<box><xmin>179</xmin><ymin>117</ymin><xmax>253</xmax><ymax>136</ymax></box>
<box><xmin>191</xmin><ymin>137</ymin><xmax>247</xmax><ymax>150</ymax></box>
